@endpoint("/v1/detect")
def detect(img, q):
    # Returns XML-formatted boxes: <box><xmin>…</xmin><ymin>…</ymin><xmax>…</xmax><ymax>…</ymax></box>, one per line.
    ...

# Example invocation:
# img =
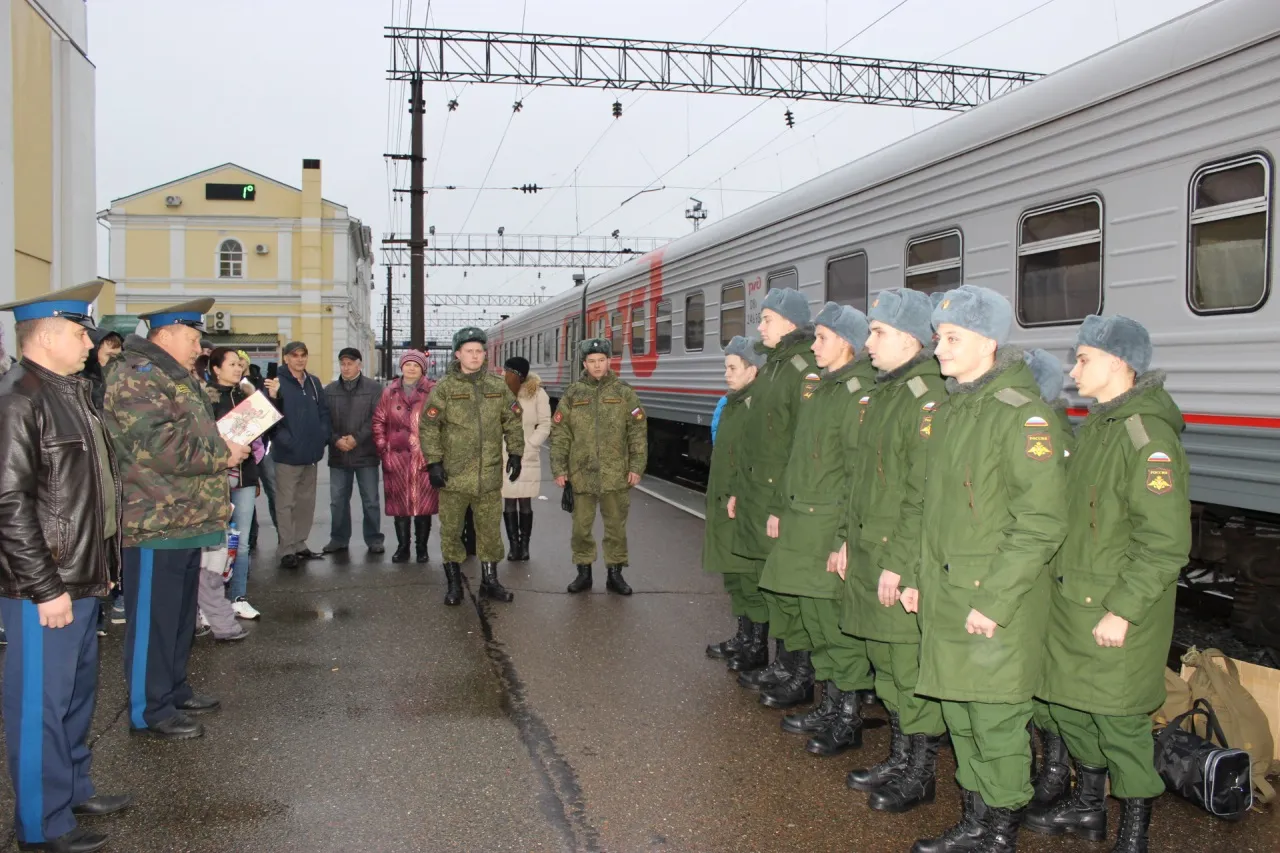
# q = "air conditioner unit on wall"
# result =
<box><xmin>164</xmin><ymin>195</ymin><xmax>182</xmax><ymax>207</ymax></box>
<box><xmin>206</xmin><ymin>312</ymin><xmax>232</xmax><ymax>332</ymax></box>
<box><xmin>255</xmin><ymin>244</ymin><xmax>269</xmax><ymax>255</ymax></box>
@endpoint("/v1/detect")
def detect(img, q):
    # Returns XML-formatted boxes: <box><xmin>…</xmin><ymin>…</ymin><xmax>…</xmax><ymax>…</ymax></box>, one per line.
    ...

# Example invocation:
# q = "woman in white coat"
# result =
<box><xmin>502</xmin><ymin>356</ymin><xmax>552</xmax><ymax>561</ymax></box>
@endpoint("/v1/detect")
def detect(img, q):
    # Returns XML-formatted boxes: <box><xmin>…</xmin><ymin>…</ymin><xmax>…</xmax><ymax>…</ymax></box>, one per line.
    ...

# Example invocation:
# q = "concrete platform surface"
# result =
<box><xmin>0</xmin><ymin>467</ymin><xmax>1276</xmax><ymax>852</ymax></box>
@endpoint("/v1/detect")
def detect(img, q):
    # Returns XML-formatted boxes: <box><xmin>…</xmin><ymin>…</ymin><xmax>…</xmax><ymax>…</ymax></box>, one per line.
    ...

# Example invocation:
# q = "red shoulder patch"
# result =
<box><xmin>553</xmin><ymin>410</ymin><xmax>563</xmax><ymax>424</ymax></box>
<box><xmin>425</xmin><ymin>406</ymin><xmax>440</xmax><ymax>420</ymax></box>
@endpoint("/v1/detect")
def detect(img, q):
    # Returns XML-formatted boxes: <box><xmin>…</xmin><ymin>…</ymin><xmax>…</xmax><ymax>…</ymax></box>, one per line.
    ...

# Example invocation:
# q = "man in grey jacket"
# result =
<box><xmin>323</xmin><ymin>348</ymin><xmax>384</xmax><ymax>554</ymax></box>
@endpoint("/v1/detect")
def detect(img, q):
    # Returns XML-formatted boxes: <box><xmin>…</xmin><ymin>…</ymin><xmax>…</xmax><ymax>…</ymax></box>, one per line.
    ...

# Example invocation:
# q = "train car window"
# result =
<box><xmin>767</xmin><ymin>268</ymin><xmax>798</xmax><ymax>292</ymax></box>
<box><xmin>685</xmin><ymin>293</ymin><xmax>705</xmax><ymax>352</ymax></box>
<box><xmin>721</xmin><ymin>282</ymin><xmax>746</xmax><ymax>347</ymax></box>
<box><xmin>1189</xmin><ymin>155</ymin><xmax>1271</xmax><ymax>313</ymax></box>
<box><xmin>632</xmin><ymin>304</ymin><xmax>648</xmax><ymax>355</ymax></box>
<box><xmin>1017</xmin><ymin>197</ymin><xmax>1103</xmax><ymax>325</ymax></box>
<box><xmin>555</xmin><ymin>328</ymin><xmax>561</xmax><ymax>364</ymax></box>
<box><xmin>610</xmin><ymin>310</ymin><xmax>623</xmax><ymax>349</ymax></box>
<box><xmin>905</xmin><ymin>230</ymin><xmax>963</xmax><ymax>295</ymax></box>
<box><xmin>537</xmin><ymin>333</ymin><xmax>543</xmax><ymax>364</ymax></box>
<box><xmin>544</xmin><ymin>332</ymin><xmax>553</xmax><ymax>363</ymax></box>
<box><xmin>826</xmin><ymin>252</ymin><xmax>868</xmax><ymax>310</ymax></box>
<box><xmin>655</xmin><ymin>300</ymin><xmax>672</xmax><ymax>354</ymax></box>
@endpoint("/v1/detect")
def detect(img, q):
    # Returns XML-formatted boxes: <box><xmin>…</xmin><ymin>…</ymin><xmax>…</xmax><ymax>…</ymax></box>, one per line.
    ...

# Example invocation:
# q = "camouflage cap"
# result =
<box><xmin>579</xmin><ymin>337</ymin><xmax>612</xmax><ymax>358</ymax></box>
<box><xmin>453</xmin><ymin>326</ymin><xmax>487</xmax><ymax>350</ymax></box>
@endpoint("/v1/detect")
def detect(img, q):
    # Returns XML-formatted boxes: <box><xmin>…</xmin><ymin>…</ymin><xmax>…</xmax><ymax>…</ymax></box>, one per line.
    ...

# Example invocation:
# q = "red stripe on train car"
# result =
<box><xmin>1066</xmin><ymin>407</ymin><xmax>1280</xmax><ymax>428</ymax></box>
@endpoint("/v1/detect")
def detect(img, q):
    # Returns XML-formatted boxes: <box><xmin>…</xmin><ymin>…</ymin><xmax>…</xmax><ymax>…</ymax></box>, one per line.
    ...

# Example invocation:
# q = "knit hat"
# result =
<box><xmin>930</xmin><ymin>285</ymin><xmax>1013</xmax><ymax>346</ymax></box>
<box><xmin>867</xmin><ymin>288</ymin><xmax>934</xmax><ymax>346</ymax></box>
<box><xmin>760</xmin><ymin>287</ymin><xmax>811</xmax><ymax>328</ymax></box>
<box><xmin>504</xmin><ymin>356</ymin><xmax>530</xmax><ymax>380</ymax></box>
<box><xmin>452</xmin><ymin>326</ymin><xmax>487</xmax><ymax>350</ymax></box>
<box><xmin>814</xmin><ymin>301</ymin><xmax>870</xmax><ymax>352</ymax></box>
<box><xmin>1076</xmin><ymin>314</ymin><xmax>1151</xmax><ymax>374</ymax></box>
<box><xmin>399</xmin><ymin>350</ymin><xmax>428</xmax><ymax>372</ymax></box>
<box><xmin>579</xmin><ymin>337</ymin><xmax>612</xmax><ymax>358</ymax></box>
<box><xmin>725</xmin><ymin>335</ymin><xmax>766</xmax><ymax>368</ymax></box>
<box><xmin>1024</xmin><ymin>348</ymin><xmax>1065</xmax><ymax>402</ymax></box>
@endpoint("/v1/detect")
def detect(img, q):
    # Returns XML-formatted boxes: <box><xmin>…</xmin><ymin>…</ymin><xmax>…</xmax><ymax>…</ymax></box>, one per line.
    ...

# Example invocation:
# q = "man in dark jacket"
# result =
<box><xmin>322</xmin><ymin>348</ymin><xmax>384</xmax><ymax>555</ymax></box>
<box><xmin>0</xmin><ymin>281</ymin><xmax>132</xmax><ymax>853</ymax></box>
<box><xmin>266</xmin><ymin>341</ymin><xmax>331</xmax><ymax>569</ymax></box>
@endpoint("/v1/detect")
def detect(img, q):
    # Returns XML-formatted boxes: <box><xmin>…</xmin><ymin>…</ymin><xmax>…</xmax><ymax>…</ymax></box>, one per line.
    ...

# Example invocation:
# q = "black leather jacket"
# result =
<box><xmin>0</xmin><ymin>359</ymin><xmax>121</xmax><ymax>602</ymax></box>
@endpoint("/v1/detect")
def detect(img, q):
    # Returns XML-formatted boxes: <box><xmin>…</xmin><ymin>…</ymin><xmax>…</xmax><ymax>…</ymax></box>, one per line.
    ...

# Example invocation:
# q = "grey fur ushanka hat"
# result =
<box><xmin>868</xmin><ymin>288</ymin><xmax>934</xmax><ymax>345</ymax></box>
<box><xmin>1076</xmin><ymin>314</ymin><xmax>1151</xmax><ymax>374</ymax></box>
<box><xmin>1024</xmin><ymin>348</ymin><xmax>1065</xmax><ymax>402</ymax></box>
<box><xmin>725</xmin><ymin>335</ymin><xmax>766</xmax><ymax>368</ymax></box>
<box><xmin>760</xmin><ymin>287</ymin><xmax>812</xmax><ymax>328</ymax></box>
<box><xmin>814</xmin><ymin>302</ymin><xmax>870</xmax><ymax>351</ymax></box>
<box><xmin>930</xmin><ymin>285</ymin><xmax>1013</xmax><ymax>346</ymax></box>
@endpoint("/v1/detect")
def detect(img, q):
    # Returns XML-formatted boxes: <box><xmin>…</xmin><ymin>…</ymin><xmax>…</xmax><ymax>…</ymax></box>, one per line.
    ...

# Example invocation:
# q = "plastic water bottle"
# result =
<box><xmin>225</xmin><ymin>523</ymin><xmax>240</xmax><ymax>581</ymax></box>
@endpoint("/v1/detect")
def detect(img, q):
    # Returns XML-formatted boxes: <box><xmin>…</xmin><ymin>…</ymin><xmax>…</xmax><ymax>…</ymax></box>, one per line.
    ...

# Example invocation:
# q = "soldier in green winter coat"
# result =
<box><xmin>730</xmin><ymin>288</ymin><xmax>820</xmax><ymax>694</ymax></box>
<box><xmin>836</xmin><ymin>288</ymin><xmax>948</xmax><ymax>814</ymax></box>
<box><xmin>703</xmin><ymin>336</ymin><xmax>771</xmax><ymax>671</ymax></box>
<box><xmin>911</xmin><ymin>286</ymin><xmax>1068</xmax><ymax>853</ymax></box>
<box><xmin>550</xmin><ymin>338</ymin><xmax>648</xmax><ymax>596</ymax></box>
<box><xmin>759</xmin><ymin>302</ymin><xmax>877</xmax><ymax>757</ymax></box>
<box><xmin>420</xmin><ymin>327</ymin><xmax>525</xmax><ymax>606</ymax></box>
<box><xmin>1025</xmin><ymin>316</ymin><xmax>1190</xmax><ymax>853</ymax></box>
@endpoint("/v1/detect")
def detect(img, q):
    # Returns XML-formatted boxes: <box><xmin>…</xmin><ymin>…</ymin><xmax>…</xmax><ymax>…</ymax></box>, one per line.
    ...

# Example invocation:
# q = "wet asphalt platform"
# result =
<box><xmin>1</xmin><ymin>466</ymin><xmax>1278</xmax><ymax>852</ymax></box>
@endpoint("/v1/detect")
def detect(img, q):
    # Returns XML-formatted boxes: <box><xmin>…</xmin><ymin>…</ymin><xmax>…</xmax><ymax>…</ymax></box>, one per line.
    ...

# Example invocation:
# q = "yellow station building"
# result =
<box><xmin>1</xmin><ymin>0</ymin><xmax>98</xmax><ymax>365</ymax></box>
<box><xmin>99</xmin><ymin>160</ymin><xmax>377</xmax><ymax>382</ymax></box>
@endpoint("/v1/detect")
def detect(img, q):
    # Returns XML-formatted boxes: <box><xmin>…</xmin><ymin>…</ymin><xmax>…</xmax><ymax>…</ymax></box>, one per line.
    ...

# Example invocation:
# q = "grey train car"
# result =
<box><xmin>488</xmin><ymin>0</ymin><xmax>1280</xmax><ymax>651</ymax></box>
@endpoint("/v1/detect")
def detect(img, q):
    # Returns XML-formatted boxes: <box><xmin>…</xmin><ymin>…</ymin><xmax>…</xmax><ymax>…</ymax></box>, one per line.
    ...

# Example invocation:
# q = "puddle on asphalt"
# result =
<box><xmin>271</xmin><ymin>605</ymin><xmax>356</xmax><ymax>624</ymax></box>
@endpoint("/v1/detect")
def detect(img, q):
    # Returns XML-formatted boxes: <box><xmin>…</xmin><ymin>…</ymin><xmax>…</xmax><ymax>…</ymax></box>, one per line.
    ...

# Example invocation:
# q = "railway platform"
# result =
<box><xmin>0</xmin><ymin>467</ymin><xmax>1276</xmax><ymax>852</ymax></box>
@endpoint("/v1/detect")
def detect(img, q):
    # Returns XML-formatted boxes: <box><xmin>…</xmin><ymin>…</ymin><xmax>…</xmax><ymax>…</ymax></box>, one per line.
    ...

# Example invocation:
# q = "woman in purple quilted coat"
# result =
<box><xmin>373</xmin><ymin>350</ymin><xmax>439</xmax><ymax>563</ymax></box>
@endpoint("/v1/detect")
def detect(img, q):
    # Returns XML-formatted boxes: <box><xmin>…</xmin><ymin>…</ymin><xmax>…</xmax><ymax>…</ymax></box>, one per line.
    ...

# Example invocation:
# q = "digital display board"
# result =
<box><xmin>205</xmin><ymin>183</ymin><xmax>256</xmax><ymax>201</ymax></box>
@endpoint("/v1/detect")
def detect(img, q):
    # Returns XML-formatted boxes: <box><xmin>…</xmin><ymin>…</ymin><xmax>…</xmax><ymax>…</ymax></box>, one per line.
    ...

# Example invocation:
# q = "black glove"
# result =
<box><xmin>506</xmin><ymin>454</ymin><xmax>522</xmax><ymax>482</ymax></box>
<box><xmin>428</xmin><ymin>462</ymin><xmax>448</xmax><ymax>489</ymax></box>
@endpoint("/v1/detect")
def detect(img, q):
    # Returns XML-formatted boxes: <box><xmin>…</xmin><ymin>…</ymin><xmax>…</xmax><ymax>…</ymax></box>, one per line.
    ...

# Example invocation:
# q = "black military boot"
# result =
<box><xmin>707</xmin><ymin>616</ymin><xmax>750</xmax><ymax>660</ymax></box>
<box><xmin>1030</xmin><ymin>727</ymin><xmax>1072</xmax><ymax>810</ymax></box>
<box><xmin>848</xmin><ymin>711</ymin><xmax>910</xmax><ymax>791</ymax></box>
<box><xmin>606</xmin><ymin>564</ymin><xmax>633</xmax><ymax>595</ymax></box>
<box><xmin>781</xmin><ymin>680</ymin><xmax>839</xmax><ymax>735</ymax></box>
<box><xmin>976</xmin><ymin>806</ymin><xmax>1024</xmax><ymax>853</ymax></box>
<box><xmin>517</xmin><ymin>508</ymin><xmax>533</xmax><ymax>561</ymax></box>
<box><xmin>1024</xmin><ymin>762</ymin><xmax>1107</xmax><ymax>841</ymax></box>
<box><xmin>806</xmin><ymin>686</ymin><xmax>863</xmax><ymax>756</ymax></box>
<box><xmin>856</xmin><ymin>689</ymin><xmax>880</xmax><ymax>708</ymax></box>
<box><xmin>479</xmin><ymin>562</ymin><xmax>514</xmax><ymax>602</ymax></box>
<box><xmin>503</xmin><ymin>510</ymin><xmax>521</xmax><ymax>561</ymax></box>
<box><xmin>1110</xmin><ymin>797</ymin><xmax>1154</xmax><ymax>853</ymax></box>
<box><xmin>869</xmin><ymin>733</ymin><xmax>941</xmax><ymax>811</ymax></box>
<box><xmin>726</xmin><ymin>620</ymin><xmax>769</xmax><ymax>672</ymax></box>
<box><xmin>567</xmin><ymin>564</ymin><xmax>592</xmax><ymax>593</ymax></box>
<box><xmin>391</xmin><ymin>517</ymin><xmax>412</xmax><ymax>563</ymax></box>
<box><xmin>442</xmin><ymin>563</ymin><xmax>463</xmax><ymax>606</ymax></box>
<box><xmin>738</xmin><ymin>639</ymin><xmax>790</xmax><ymax>690</ymax></box>
<box><xmin>760</xmin><ymin>650</ymin><xmax>814</xmax><ymax>709</ymax></box>
<box><xmin>414</xmin><ymin>515</ymin><xmax>431</xmax><ymax>563</ymax></box>
<box><xmin>912</xmin><ymin>787</ymin><xmax>989</xmax><ymax>853</ymax></box>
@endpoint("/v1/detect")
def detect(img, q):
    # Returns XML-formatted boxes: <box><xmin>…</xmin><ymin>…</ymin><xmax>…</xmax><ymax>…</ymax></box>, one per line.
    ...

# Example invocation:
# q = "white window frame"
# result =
<box><xmin>825</xmin><ymin>250</ymin><xmax>868</xmax><ymax>309</ymax></box>
<box><xmin>720</xmin><ymin>281</ymin><xmax>746</xmax><ymax>348</ymax></box>
<box><xmin>904</xmin><ymin>229</ymin><xmax>963</xmax><ymax>290</ymax></box>
<box><xmin>766</xmin><ymin>267</ymin><xmax>798</xmax><ymax>292</ymax></box>
<box><xmin>655</xmin><ymin>299</ymin><xmax>672</xmax><ymax>354</ymax></box>
<box><xmin>631</xmin><ymin>303</ymin><xmax>647</xmax><ymax>356</ymax></box>
<box><xmin>684</xmin><ymin>292</ymin><xmax>705</xmax><ymax>353</ymax></box>
<box><xmin>1016</xmin><ymin>196</ymin><xmax>1104</xmax><ymax>327</ymax></box>
<box><xmin>217</xmin><ymin>238</ymin><xmax>245</xmax><ymax>279</ymax></box>
<box><xmin>1187</xmin><ymin>153</ymin><xmax>1272</xmax><ymax>315</ymax></box>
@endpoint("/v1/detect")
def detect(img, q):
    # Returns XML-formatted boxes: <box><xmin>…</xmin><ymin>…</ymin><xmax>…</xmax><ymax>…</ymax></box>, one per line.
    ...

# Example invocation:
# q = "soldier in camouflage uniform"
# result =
<box><xmin>104</xmin><ymin>299</ymin><xmax>251</xmax><ymax>741</ymax></box>
<box><xmin>551</xmin><ymin>338</ymin><xmax>648</xmax><ymax>595</ymax></box>
<box><xmin>420</xmin><ymin>327</ymin><xmax>524</xmax><ymax>606</ymax></box>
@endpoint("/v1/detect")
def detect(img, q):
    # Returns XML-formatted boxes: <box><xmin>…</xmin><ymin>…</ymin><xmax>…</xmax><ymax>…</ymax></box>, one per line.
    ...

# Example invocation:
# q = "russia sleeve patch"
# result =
<box><xmin>1147</xmin><ymin>451</ymin><xmax>1171</xmax><ymax>463</ymax></box>
<box><xmin>425</xmin><ymin>406</ymin><xmax>440</xmax><ymax>420</ymax></box>
<box><xmin>511</xmin><ymin>402</ymin><xmax>523</xmax><ymax>415</ymax></box>
<box><xmin>631</xmin><ymin>406</ymin><xmax>645</xmax><ymax>421</ymax></box>
<box><xmin>1024</xmin><ymin>433</ymin><xmax>1054</xmax><ymax>461</ymax></box>
<box><xmin>1023</xmin><ymin>416</ymin><xmax>1048</xmax><ymax>428</ymax></box>
<box><xmin>553</xmin><ymin>410</ymin><xmax>563</xmax><ymax>424</ymax></box>
<box><xmin>1146</xmin><ymin>467</ymin><xmax>1174</xmax><ymax>494</ymax></box>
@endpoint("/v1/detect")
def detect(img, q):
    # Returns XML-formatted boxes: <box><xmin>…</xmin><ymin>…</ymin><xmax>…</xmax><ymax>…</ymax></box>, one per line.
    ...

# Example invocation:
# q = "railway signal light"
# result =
<box><xmin>612</xmin><ymin>99</ymin><xmax>623</xmax><ymax>118</ymax></box>
<box><xmin>784</xmin><ymin>108</ymin><xmax>795</xmax><ymax>128</ymax></box>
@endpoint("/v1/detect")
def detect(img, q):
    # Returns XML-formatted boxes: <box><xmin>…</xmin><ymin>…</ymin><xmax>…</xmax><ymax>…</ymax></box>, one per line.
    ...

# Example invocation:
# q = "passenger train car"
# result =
<box><xmin>487</xmin><ymin>0</ymin><xmax>1280</xmax><ymax>648</ymax></box>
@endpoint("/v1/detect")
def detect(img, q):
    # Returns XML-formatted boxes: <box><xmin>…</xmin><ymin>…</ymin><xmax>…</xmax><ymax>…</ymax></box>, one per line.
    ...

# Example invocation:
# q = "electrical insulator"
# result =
<box><xmin>612</xmin><ymin>100</ymin><xmax>623</xmax><ymax>119</ymax></box>
<box><xmin>447</xmin><ymin>99</ymin><xmax>459</xmax><ymax>111</ymax></box>
<box><xmin>784</xmin><ymin>108</ymin><xmax>795</xmax><ymax>128</ymax></box>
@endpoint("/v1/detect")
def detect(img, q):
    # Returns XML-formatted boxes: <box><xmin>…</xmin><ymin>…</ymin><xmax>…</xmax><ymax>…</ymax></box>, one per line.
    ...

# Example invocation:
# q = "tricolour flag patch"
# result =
<box><xmin>1024</xmin><ymin>416</ymin><xmax>1049</xmax><ymax>428</ymax></box>
<box><xmin>1147</xmin><ymin>451</ymin><xmax>1171</xmax><ymax>463</ymax></box>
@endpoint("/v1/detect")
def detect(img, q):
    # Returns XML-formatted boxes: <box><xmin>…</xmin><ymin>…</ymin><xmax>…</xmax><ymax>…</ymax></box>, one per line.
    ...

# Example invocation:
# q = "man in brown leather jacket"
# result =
<box><xmin>0</xmin><ymin>282</ymin><xmax>131</xmax><ymax>853</ymax></box>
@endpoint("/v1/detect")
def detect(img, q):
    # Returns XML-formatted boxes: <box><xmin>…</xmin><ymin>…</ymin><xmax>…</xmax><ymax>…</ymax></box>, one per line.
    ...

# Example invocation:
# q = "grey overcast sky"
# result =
<box><xmin>90</xmin><ymin>0</ymin><xmax>1211</xmax><ymax>314</ymax></box>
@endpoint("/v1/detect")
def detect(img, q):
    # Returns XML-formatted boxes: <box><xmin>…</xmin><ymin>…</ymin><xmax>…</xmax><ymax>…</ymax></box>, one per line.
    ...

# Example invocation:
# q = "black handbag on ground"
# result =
<box><xmin>561</xmin><ymin>481</ymin><xmax>574</xmax><ymax>513</ymax></box>
<box><xmin>1153</xmin><ymin>698</ymin><xmax>1253</xmax><ymax>820</ymax></box>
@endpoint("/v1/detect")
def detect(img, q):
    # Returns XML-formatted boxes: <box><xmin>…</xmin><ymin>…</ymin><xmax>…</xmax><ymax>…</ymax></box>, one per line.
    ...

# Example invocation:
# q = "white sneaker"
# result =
<box><xmin>233</xmin><ymin>598</ymin><xmax>261</xmax><ymax>620</ymax></box>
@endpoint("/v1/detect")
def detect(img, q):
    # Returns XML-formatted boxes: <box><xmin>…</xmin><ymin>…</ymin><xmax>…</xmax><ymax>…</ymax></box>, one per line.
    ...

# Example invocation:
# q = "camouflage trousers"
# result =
<box><xmin>439</xmin><ymin>489</ymin><xmax>504</xmax><ymax>563</ymax></box>
<box><xmin>571</xmin><ymin>488</ymin><xmax>630</xmax><ymax>565</ymax></box>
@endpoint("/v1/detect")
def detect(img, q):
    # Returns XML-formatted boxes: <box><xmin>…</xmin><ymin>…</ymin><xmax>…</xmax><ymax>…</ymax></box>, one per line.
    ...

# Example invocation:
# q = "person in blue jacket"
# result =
<box><xmin>711</xmin><ymin>395</ymin><xmax>728</xmax><ymax>444</ymax></box>
<box><xmin>266</xmin><ymin>341</ymin><xmax>331</xmax><ymax>569</ymax></box>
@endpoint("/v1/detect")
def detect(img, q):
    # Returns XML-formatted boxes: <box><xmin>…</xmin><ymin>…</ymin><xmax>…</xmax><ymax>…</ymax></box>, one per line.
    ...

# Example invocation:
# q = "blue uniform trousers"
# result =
<box><xmin>122</xmin><ymin>547</ymin><xmax>199</xmax><ymax>729</ymax></box>
<box><xmin>0</xmin><ymin>597</ymin><xmax>99</xmax><ymax>844</ymax></box>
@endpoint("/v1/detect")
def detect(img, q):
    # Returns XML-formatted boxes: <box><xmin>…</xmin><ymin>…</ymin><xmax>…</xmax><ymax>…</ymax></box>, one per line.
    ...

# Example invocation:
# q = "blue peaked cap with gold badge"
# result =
<box><xmin>140</xmin><ymin>297</ymin><xmax>215</xmax><ymax>331</ymax></box>
<box><xmin>0</xmin><ymin>280</ymin><xmax>105</xmax><ymax>329</ymax></box>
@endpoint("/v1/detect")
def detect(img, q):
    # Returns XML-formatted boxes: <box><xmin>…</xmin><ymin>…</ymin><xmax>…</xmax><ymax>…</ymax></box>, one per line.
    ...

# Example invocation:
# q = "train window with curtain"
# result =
<box><xmin>904</xmin><ymin>230</ymin><xmax>962</xmax><ymax>295</ymax></box>
<box><xmin>545</xmin><ymin>331</ymin><xmax>554</xmax><ymax>363</ymax></box>
<box><xmin>1189</xmin><ymin>155</ymin><xmax>1271</xmax><ymax>313</ymax></box>
<box><xmin>720</xmin><ymin>282</ymin><xmax>745</xmax><ymax>347</ymax></box>
<box><xmin>1017</xmin><ymin>197</ymin><xmax>1103</xmax><ymax>325</ymax></box>
<box><xmin>218</xmin><ymin>239</ymin><xmax>244</xmax><ymax>278</ymax></box>
<box><xmin>767</xmin><ymin>268</ymin><xmax>798</xmax><ymax>292</ymax></box>
<box><xmin>655</xmin><ymin>300</ymin><xmax>672</xmax><ymax>354</ymax></box>
<box><xmin>685</xmin><ymin>293</ymin><xmax>705</xmax><ymax>352</ymax></box>
<box><xmin>631</xmin><ymin>304</ymin><xmax>647</xmax><ymax>355</ymax></box>
<box><xmin>826</xmin><ymin>252</ymin><xmax>868</xmax><ymax>310</ymax></box>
